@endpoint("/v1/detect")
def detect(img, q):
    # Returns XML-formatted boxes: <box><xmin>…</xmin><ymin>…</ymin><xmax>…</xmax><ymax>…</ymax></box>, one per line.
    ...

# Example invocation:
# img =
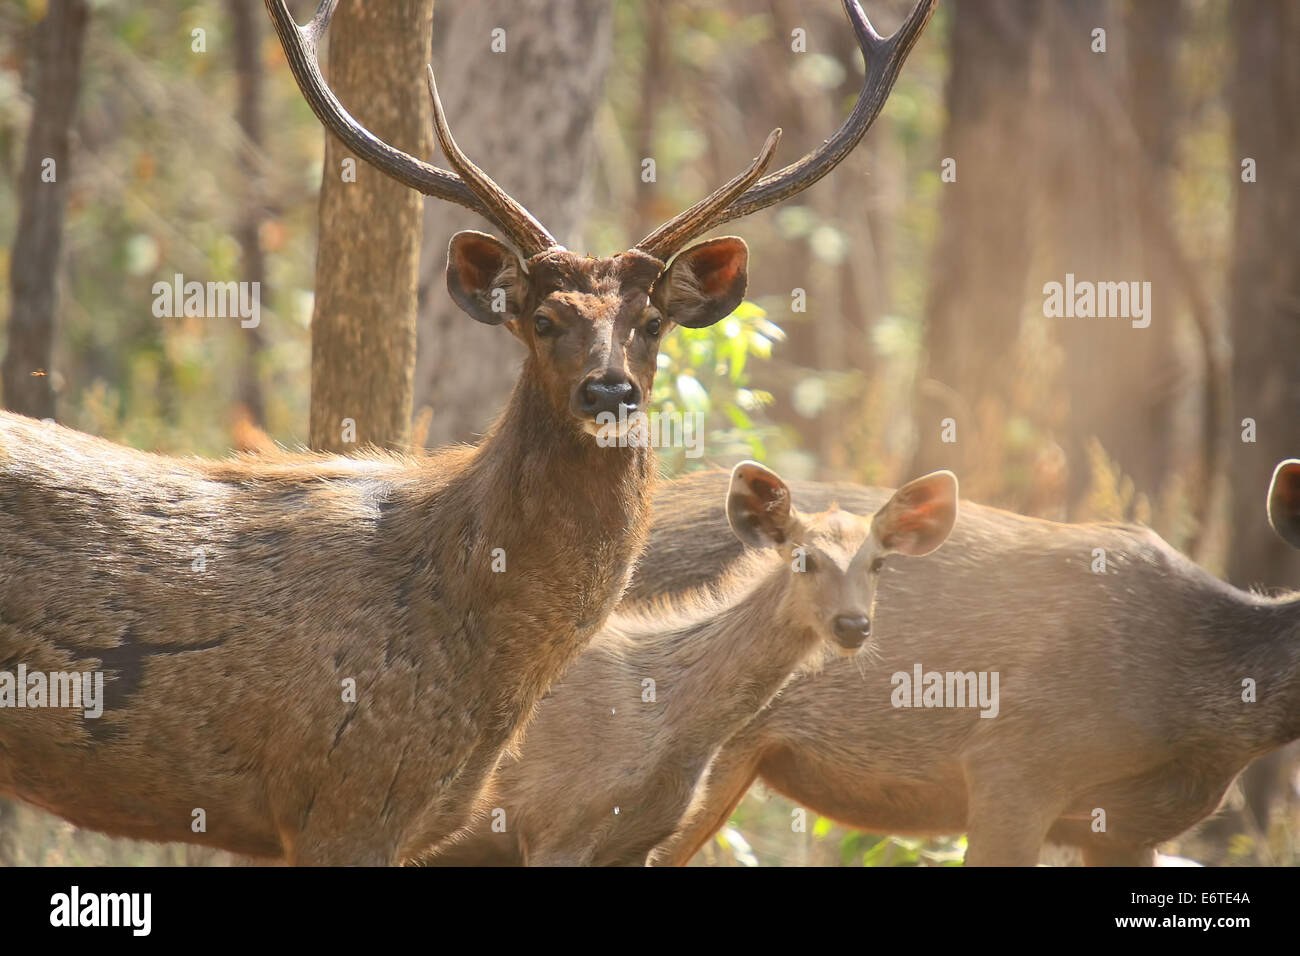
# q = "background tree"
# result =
<box><xmin>225</xmin><ymin>0</ymin><xmax>269</xmax><ymax>429</ymax></box>
<box><xmin>910</xmin><ymin>0</ymin><xmax>1041</xmax><ymax>503</ymax></box>
<box><xmin>1227</xmin><ymin>1</ymin><xmax>1300</xmax><ymax>591</ymax></box>
<box><xmin>2</xmin><ymin>0</ymin><xmax>89</xmax><ymax>420</ymax></box>
<box><xmin>1227</xmin><ymin>0</ymin><xmax>1300</xmax><ymax>837</ymax></box>
<box><xmin>1035</xmin><ymin>0</ymin><xmax>1184</xmax><ymax>518</ymax></box>
<box><xmin>413</xmin><ymin>0</ymin><xmax>614</xmax><ymax>446</ymax></box>
<box><xmin>308</xmin><ymin>0</ymin><xmax>434</xmax><ymax>452</ymax></box>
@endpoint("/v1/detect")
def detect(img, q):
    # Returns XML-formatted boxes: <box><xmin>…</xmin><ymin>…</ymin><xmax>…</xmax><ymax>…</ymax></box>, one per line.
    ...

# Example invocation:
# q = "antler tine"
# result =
<box><xmin>635</xmin><ymin>128</ymin><xmax>783</xmax><ymax>263</ymax></box>
<box><xmin>425</xmin><ymin>67</ymin><xmax>560</xmax><ymax>257</ymax></box>
<box><xmin>711</xmin><ymin>0</ymin><xmax>938</xmax><ymax>227</ymax></box>
<box><xmin>637</xmin><ymin>0</ymin><xmax>937</xmax><ymax>252</ymax></box>
<box><xmin>264</xmin><ymin>0</ymin><xmax>558</xmax><ymax>257</ymax></box>
<box><xmin>264</xmin><ymin>0</ymin><xmax>478</xmax><ymax>210</ymax></box>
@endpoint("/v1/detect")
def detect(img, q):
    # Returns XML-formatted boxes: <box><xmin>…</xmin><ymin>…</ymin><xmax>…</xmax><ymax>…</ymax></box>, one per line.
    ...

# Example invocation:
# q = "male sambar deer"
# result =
<box><xmin>0</xmin><ymin>0</ymin><xmax>936</xmax><ymax>863</ymax></box>
<box><xmin>430</xmin><ymin>462</ymin><xmax>956</xmax><ymax>866</ymax></box>
<box><xmin>630</xmin><ymin>460</ymin><xmax>1300</xmax><ymax>867</ymax></box>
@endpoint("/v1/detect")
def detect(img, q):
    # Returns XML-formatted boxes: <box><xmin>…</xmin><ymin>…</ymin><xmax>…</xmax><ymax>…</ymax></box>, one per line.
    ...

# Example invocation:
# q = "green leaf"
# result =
<box><xmin>675</xmin><ymin>373</ymin><xmax>710</xmax><ymax>413</ymax></box>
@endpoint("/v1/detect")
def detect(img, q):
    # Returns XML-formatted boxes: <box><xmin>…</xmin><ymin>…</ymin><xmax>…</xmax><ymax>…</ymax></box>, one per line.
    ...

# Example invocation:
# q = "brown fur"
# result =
<box><xmin>0</xmin><ymin>241</ymin><xmax>748</xmax><ymax>865</ymax></box>
<box><xmin>429</xmin><ymin>466</ymin><xmax>956</xmax><ymax>866</ymax></box>
<box><xmin>629</xmin><ymin>467</ymin><xmax>1300</xmax><ymax>867</ymax></box>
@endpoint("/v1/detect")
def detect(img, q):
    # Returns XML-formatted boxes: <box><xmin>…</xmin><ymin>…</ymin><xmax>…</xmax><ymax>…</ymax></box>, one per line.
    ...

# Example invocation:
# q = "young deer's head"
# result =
<box><xmin>727</xmin><ymin>462</ymin><xmax>957</xmax><ymax>655</ymax></box>
<box><xmin>266</xmin><ymin>0</ymin><xmax>937</xmax><ymax>437</ymax></box>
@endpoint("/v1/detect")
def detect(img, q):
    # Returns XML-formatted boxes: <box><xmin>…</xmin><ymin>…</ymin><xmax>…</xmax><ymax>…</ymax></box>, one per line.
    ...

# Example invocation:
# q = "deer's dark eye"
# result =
<box><xmin>534</xmin><ymin>314</ymin><xmax>556</xmax><ymax>337</ymax></box>
<box><xmin>644</xmin><ymin>317</ymin><xmax>662</xmax><ymax>338</ymax></box>
<box><xmin>871</xmin><ymin>557</ymin><xmax>885</xmax><ymax>573</ymax></box>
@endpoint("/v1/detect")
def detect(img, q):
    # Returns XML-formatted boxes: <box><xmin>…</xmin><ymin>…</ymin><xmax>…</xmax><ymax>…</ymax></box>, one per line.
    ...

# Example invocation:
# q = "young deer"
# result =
<box><xmin>630</xmin><ymin>460</ymin><xmax>1300</xmax><ymax>867</ymax></box>
<box><xmin>429</xmin><ymin>462</ymin><xmax>957</xmax><ymax>866</ymax></box>
<box><xmin>0</xmin><ymin>0</ymin><xmax>935</xmax><ymax>863</ymax></box>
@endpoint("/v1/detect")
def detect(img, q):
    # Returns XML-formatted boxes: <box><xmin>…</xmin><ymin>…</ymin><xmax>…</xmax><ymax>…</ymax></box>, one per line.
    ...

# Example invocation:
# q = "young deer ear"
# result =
<box><xmin>653</xmin><ymin>236</ymin><xmax>749</xmax><ymax>329</ymax></box>
<box><xmin>727</xmin><ymin>460</ymin><xmax>796</xmax><ymax>549</ymax></box>
<box><xmin>1268</xmin><ymin>459</ymin><xmax>1300</xmax><ymax>550</ymax></box>
<box><xmin>446</xmin><ymin>231</ymin><xmax>526</xmax><ymax>325</ymax></box>
<box><xmin>874</xmin><ymin>470</ymin><xmax>958</xmax><ymax>557</ymax></box>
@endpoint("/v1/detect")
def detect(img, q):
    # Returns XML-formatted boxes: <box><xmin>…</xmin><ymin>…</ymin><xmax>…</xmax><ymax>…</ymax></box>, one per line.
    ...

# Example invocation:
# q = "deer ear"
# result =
<box><xmin>446</xmin><ymin>231</ymin><xmax>525</xmax><ymax>326</ymax></box>
<box><xmin>1268</xmin><ymin>459</ymin><xmax>1300</xmax><ymax>550</ymax></box>
<box><xmin>874</xmin><ymin>470</ymin><xmax>958</xmax><ymax>557</ymax></box>
<box><xmin>653</xmin><ymin>236</ymin><xmax>748</xmax><ymax>329</ymax></box>
<box><xmin>727</xmin><ymin>460</ymin><xmax>796</xmax><ymax>549</ymax></box>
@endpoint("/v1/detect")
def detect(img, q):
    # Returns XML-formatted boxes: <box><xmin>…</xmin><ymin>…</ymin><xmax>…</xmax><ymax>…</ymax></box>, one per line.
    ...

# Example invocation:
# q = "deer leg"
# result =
<box><xmin>649</xmin><ymin>743</ymin><xmax>764</xmax><ymax>867</ymax></box>
<box><xmin>523</xmin><ymin>851</ymin><xmax>590</xmax><ymax>867</ymax></box>
<box><xmin>285</xmin><ymin>835</ymin><xmax>397</xmax><ymax>867</ymax></box>
<box><xmin>1080</xmin><ymin>841</ymin><xmax>1157</xmax><ymax>866</ymax></box>
<box><xmin>962</xmin><ymin>764</ymin><xmax>1064</xmax><ymax>867</ymax></box>
<box><xmin>279</xmin><ymin>798</ymin><xmax>401</xmax><ymax>866</ymax></box>
<box><xmin>520</xmin><ymin>831</ymin><xmax>596</xmax><ymax>867</ymax></box>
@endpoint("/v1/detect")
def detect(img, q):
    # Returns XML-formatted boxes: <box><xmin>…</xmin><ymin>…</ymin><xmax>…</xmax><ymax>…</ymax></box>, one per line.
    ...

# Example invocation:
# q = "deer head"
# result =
<box><xmin>265</xmin><ymin>0</ymin><xmax>936</xmax><ymax>437</ymax></box>
<box><xmin>727</xmin><ymin>461</ymin><xmax>957</xmax><ymax>655</ymax></box>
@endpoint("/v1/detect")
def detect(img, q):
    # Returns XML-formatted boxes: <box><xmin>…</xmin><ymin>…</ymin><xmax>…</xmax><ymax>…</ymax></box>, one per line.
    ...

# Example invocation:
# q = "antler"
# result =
<box><xmin>635</xmin><ymin>0</ymin><xmax>938</xmax><ymax>261</ymax></box>
<box><xmin>264</xmin><ymin>0</ymin><xmax>559</xmax><ymax>257</ymax></box>
<box><xmin>635</xmin><ymin>129</ymin><xmax>783</xmax><ymax>263</ymax></box>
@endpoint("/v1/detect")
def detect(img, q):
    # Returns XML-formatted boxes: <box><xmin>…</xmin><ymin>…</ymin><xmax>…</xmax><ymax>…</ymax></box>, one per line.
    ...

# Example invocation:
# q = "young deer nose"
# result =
<box><xmin>577</xmin><ymin>374</ymin><xmax>640</xmax><ymax>419</ymax></box>
<box><xmin>832</xmin><ymin>614</ymin><xmax>872</xmax><ymax>646</ymax></box>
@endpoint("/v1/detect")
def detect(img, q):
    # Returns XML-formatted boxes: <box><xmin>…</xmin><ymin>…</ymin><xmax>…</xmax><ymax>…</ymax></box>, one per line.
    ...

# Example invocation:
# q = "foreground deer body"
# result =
<box><xmin>0</xmin><ymin>405</ymin><xmax>652</xmax><ymax>864</ymax></box>
<box><xmin>0</xmin><ymin>0</ymin><xmax>935</xmax><ymax>863</ymax></box>
<box><xmin>630</xmin><ymin>462</ymin><xmax>1300</xmax><ymax>867</ymax></box>
<box><xmin>431</xmin><ymin>464</ymin><xmax>956</xmax><ymax>866</ymax></box>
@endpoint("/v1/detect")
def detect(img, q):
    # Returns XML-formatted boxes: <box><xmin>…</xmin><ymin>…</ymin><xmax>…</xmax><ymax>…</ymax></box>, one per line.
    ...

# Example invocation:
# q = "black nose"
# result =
<box><xmin>832</xmin><ymin>614</ymin><xmax>871</xmax><ymax>647</ymax></box>
<box><xmin>577</xmin><ymin>374</ymin><xmax>640</xmax><ymax>418</ymax></box>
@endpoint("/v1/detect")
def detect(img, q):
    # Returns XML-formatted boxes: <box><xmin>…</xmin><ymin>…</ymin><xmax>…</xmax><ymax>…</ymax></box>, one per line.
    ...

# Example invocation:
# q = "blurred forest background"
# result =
<box><xmin>0</xmin><ymin>0</ymin><xmax>1297</xmax><ymax>865</ymax></box>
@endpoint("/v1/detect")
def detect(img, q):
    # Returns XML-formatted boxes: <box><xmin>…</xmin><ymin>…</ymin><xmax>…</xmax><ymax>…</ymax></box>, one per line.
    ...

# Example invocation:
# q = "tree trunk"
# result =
<box><xmin>413</xmin><ymin>0</ymin><xmax>613</xmax><ymax>447</ymax></box>
<box><xmin>226</xmin><ymin>0</ymin><xmax>268</xmax><ymax>429</ymax></box>
<box><xmin>911</xmin><ymin>0</ymin><xmax>1041</xmax><ymax>499</ymax></box>
<box><xmin>1227</xmin><ymin>0</ymin><xmax>1300</xmax><ymax>590</ymax></box>
<box><xmin>1037</xmin><ymin>0</ymin><xmax>1184</xmax><ymax>516</ymax></box>
<box><xmin>2</xmin><ymin>0</ymin><xmax>89</xmax><ymax>421</ymax></box>
<box><xmin>309</xmin><ymin>0</ymin><xmax>434</xmax><ymax>453</ymax></box>
<box><xmin>1124</xmin><ymin>0</ymin><xmax>1216</xmax><ymax>547</ymax></box>
<box><xmin>1227</xmin><ymin>0</ymin><xmax>1300</xmax><ymax>837</ymax></box>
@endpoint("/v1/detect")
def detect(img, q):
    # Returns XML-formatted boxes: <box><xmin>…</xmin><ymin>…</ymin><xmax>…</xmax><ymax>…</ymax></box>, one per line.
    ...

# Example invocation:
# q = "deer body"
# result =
<box><xmin>450</xmin><ymin>557</ymin><xmax>823</xmax><ymax>867</ymax></box>
<box><xmin>433</xmin><ymin>463</ymin><xmax>956</xmax><ymax>866</ymax></box>
<box><xmin>0</xmin><ymin>375</ymin><xmax>651</xmax><ymax>862</ymax></box>
<box><xmin>0</xmin><ymin>238</ymin><xmax>722</xmax><ymax>865</ymax></box>
<box><xmin>633</xmin><ymin>468</ymin><xmax>1300</xmax><ymax>866</ymax></box>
